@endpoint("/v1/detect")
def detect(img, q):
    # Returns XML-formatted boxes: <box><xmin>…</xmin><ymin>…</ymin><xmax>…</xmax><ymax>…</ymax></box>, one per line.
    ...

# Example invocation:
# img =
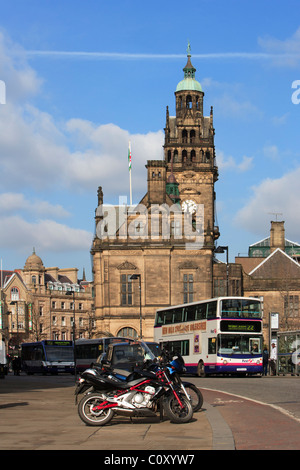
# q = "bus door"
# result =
<box><xmin>23</xmin><ymin>345</ymin><xmax>44</xmax><ymax>374</ymax></box>
<box><xmin>35</xmin><ymin>346</ymin><xmax>45</xmax><ymax>372</ymax></box>
<box><xmin>206</xmin><ymin>336</ymin><xmax>217</xmax><ymax>373</ymax></box>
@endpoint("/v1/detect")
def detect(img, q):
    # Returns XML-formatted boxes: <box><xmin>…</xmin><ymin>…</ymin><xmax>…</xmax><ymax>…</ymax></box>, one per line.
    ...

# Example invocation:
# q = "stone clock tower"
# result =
<box><xmin>91</xmin><ymin>46</ymin><xmax>220</xmax><ymax>341</ymax></box>
<box><xmin>164</xmin><ymin>43</ymin><xmax>219</xmax><ymax>245</ymax></box>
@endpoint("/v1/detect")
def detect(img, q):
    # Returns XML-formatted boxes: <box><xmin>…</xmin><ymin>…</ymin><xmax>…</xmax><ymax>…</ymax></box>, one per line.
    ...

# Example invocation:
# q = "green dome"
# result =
<box><xmin>176</xmin><ymin>43</ymin><xmax>202</xmax><ymax>93</ymax></box>
<box><xmin>176</xmin><ymin>78</ymin><xmax>202</xmax><ymax>92</ymax></box>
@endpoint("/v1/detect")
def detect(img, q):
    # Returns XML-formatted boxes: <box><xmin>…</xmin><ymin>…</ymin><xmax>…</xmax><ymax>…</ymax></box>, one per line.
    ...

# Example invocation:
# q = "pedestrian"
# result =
<box><xmin>269</xmin><ymin>342</ymin><xmax>277</xmax><ymax>376</ymax></box>
<box><xmin>12</xmin><ymin>356</ymin><xmax>21</xmax><ymax>376</ymax></box>
<box><xmin>262</xmin><ymin>346</ymin><xmax>269</xmax><ymax>376</ymax></box>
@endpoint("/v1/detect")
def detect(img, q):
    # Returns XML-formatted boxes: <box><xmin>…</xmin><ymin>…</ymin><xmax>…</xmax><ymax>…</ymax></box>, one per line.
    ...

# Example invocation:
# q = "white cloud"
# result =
<box><xmin>263</xmin><ymin>145</ymin><xmax>280</xmax><ymax>161</ymax></box>
<box><xmin>215</xmin><ymin>93</ymin><xmax>262</xmax><ymax>119</ymax></box>
<box><xmin>0</xmin><ymin>192</ymin><xmax>70</xmax><ymax>218</ymax></box>
<box><xmin>202</xmin><ymin>78</ymin><xmax>262</xmax><ymax>120</ymax></box>
<box><xmin>63</xmin><ymin>120</ymin><xmax>164</xmax><ymax>195</ymax></box>
<box><xmin>271</xmin><ymin>113</ymin><xmax>289</xmax><ymax>126</ymax></box>
<box><xmin>258</xmin><ymin>27</ymin><xmax>300</xmax><ymax>67</ymax></box>
<box><xmin>216</xmin><ymin>149</ymin><xmax>253</xmax><ymax>172</ymax></box>
<box><xmin>0</xmin><ymin>101</ymin><xmax>164</xmax><ymax>194</ymax></box>
<box><xmin>24</xmin><ymin>49</ymin><xmax>300</xmax><ymax>63</ymax></box>
<box><xmin>234</xmin><ymin>167</ymin><xmax>300</xmax><ymax>239</ymax></box>
<box><xmin>0</xmin><ymin>30</ymin><xmax>42</xmax><ymax>101</ymax></box>
<box><xmin>0</xmin><ymin>215</ymin><xmax>92</xmax><ymax>253</ymax></box>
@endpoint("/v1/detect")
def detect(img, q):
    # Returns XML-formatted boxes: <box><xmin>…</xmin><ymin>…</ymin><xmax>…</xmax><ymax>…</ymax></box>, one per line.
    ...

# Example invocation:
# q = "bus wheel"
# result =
<box><xmin>197</xmin><ymin>361</ymin><xmax>206</xmax><ymax>377</ymax></box>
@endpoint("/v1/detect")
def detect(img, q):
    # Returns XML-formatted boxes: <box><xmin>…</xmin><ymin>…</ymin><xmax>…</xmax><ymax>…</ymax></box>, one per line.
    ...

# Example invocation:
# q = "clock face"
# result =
<box><xmin>182</xmin><ymin>199</ymin><xmax>197</xmax><ymax>214</ymax></box>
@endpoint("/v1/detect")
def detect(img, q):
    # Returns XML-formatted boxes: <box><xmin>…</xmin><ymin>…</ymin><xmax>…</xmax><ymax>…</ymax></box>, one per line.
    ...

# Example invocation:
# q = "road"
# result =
<box><xmin>0</xmin><ymin>373</ymin><xmax>299</xmax><ymax>451</ymax></box>
<box><xmin>189</xmin><ymin>375</ymin><xmax>300</xmax><ymax>450</ymax></box>
<box><xmin>189</xmin><ymin>375</ymin><xmax>300</xmax><ymax>420</ymax></box>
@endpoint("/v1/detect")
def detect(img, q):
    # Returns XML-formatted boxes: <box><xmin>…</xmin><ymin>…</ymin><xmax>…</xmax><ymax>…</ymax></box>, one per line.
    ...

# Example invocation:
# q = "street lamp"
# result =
<box><xmin>66</xmin><ymin>289</ymin><xmax>76</xmax><ymax>380</ymax></box>
<box><xmin>130</xmin><ymin>274</ymin><xmax>142</xmax><ymax>339</ymax></box>
<box><xmin>9</xmin><ymin>301</ymin><xmax>19</xmax><ymax>347</ymax></box>
<box><xmin>215</xmin><ymin>246</ymin><xmax>229</xmax><ymax>296</ymax></box>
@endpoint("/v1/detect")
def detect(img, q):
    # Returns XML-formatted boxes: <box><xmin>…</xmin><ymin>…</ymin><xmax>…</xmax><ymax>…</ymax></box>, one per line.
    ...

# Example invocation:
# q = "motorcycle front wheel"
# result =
<box><xmin>163</xmin><ymin>394</ymin><xmax>193</xmax><ymax>424</ymax></box>
<box><xmin>78</xmin><ymin>393</ymin><xmax>114</xmax><ymax>426</ymax></box>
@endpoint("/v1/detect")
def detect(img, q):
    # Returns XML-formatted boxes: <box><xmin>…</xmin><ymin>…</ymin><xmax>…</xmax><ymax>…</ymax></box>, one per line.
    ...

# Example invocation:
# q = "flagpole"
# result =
<box><xmin>128</xmin><ymin>141</ymin><xmax>132</xmax><ymax>206</ymax></box>
<box><xmin>130</xmin><ymin>170</ymin><xmax>132</xmax><ymax>206</ymax></box>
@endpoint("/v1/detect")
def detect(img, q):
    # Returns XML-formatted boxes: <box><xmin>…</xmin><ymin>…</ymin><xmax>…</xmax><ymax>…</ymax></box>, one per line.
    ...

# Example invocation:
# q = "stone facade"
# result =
<box><xmin>0</xmin><ymin>251</ymin><xmax>94</xmax><ymax>352</ymax></box>
<box><xmin>236</xmin><ymin>221</ymin><xmax>300</xmax><ymax>344</ymax></box>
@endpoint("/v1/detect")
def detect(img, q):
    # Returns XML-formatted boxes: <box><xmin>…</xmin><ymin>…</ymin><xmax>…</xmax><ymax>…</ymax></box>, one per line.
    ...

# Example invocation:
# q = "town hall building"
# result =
<box><xmin>91</xmin><ymin>48</ymin><xmax>221</xmax><ymax>340</ymax></box>
<box><xmin>91</xmin><ymin>49</ymin><xmax>300</xmax><ymax>344</ymax></box>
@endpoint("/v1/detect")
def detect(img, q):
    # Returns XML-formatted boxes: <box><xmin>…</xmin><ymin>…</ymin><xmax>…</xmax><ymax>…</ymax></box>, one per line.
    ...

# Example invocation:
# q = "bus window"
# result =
<box><xmin>207</xmin><ymin>301</ymin><xmax>217</xmax><ymax>319</ymax></box>
<box><xmin>173</xmin><ymin>308</ymin><xmax>184</xmax><ymax>323</ymax></box>
<box><xmin>221</xmin><ymin>299</ymin><xmax>240</xmax><ymax>318</ymax></box>
<box><xmin>185</xmin><ymin>305</ymin><xmax>195</xmax><ymax>322</ymax></box>
<box><xmin>218</xmin><ymin>335</ymin><xmax>262</xmax><ymax>355</ymax></box>
<box><xmin>155</xmin><ymin>311</ymin><xmax>164</xmax><ymax>326</ymax></box>
<box><xmin>165</xmin><ymin>310</ymin><xmax>174</xmax><ymax>325</ymax></box>
<box><xmin>195</xmin><ymin>303</ymin><xmax>206</xmax><ymax>320</ymax></box>
<box><xmin>34</xmin><ymin>347</ymin><xmax>43</xmax><ymax>361</ymax></box>
<box><xmin>161</xmin><ymin>340</ymin><xmax>189</xmax><ymax>357</ymax></box>
<box><xmin>221</xmin><ymin>299</ymin><xmax>261</xmax><ymax>319</ymax></box>
<box><xmin>241</xmin><ymin>299</ymin><xmax>261</xmax><ymax>318</ymax></box>
<box><xmin>155</xmin><ymin>310</ymin><xmax>173</xmax><ymax>325</ymax></box>
<box><xmin>208</xmin><ymin>338</ymin><xmax>217</xmax><ymax>354</ymax></box>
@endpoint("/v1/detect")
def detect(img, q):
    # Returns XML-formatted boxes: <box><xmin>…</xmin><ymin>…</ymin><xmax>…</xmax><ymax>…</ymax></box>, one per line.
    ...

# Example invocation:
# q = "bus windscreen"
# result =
<box><xmin>44</xmin><ymin>345</ymin><xmax>74</xmax><ymax>362</ymax></box>
<box><xmin>221</xmin><ymin>299</ymin><xmax>261</xmax><ymax>318</ymax></box>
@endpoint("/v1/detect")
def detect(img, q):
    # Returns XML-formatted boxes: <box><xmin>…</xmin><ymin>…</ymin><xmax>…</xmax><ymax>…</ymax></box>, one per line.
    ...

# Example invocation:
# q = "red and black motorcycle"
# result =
<box><xmin>76</xmin><ymin>343</ymin><xmax>193</xmax><ymax>426</ymax></box>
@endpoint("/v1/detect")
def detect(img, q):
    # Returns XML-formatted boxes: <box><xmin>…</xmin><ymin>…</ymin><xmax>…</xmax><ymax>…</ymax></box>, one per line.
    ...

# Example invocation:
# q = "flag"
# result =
<box><xmin>128</xmin><ymin>141</ymin><xmax>132</xmax><ymax>171</ymax></box>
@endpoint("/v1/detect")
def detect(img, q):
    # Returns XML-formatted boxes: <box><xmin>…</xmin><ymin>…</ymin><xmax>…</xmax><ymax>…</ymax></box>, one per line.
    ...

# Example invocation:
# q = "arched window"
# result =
<box><xmin>191</xmin><ymin>150</ymin><xmax>196</xmax><ymax>162</ymax></box>
<box><xmin>174</xmin><ymin>150</ymin><xmax>178</xmax><ymax>162</ymax></box>
<box><xmin>118</xmin><ymin>327</ymin><xmax>138</xmax><ymax>339</ymax></box>
<box><xmin>11</xmin><ymin>287</ymin><xmax>19</xmax><ymax>301</ymax></box>
<box><xmin>190</xmin><ymin>130</ymin><xmax>195</xmax><ymax>143</ymax></box>
<box><xmin>182</xmin><ymin>150</ymin><xmax>187</xmax><ymax>163</ymax></box>
<box><xmin>182</xmin><ymin>130</ymin><xmax>188</xmax><ymax>143</ymax></box>
<box><xmin>186</xmin><ymin>95</ymin><xmax>192</xmax><ymax>109</ymax></box>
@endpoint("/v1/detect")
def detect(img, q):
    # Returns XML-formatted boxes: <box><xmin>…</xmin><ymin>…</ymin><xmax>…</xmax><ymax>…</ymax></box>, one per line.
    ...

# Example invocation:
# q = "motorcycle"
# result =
<box><xmin>76</xmin><ymin>359</ymin><xmax>193</xmax><ymax>426</ymax></box>
<box><xmin>75</xmin><ymin>341</ymin><xmax>203</xmax><ymax>414</ymax></box>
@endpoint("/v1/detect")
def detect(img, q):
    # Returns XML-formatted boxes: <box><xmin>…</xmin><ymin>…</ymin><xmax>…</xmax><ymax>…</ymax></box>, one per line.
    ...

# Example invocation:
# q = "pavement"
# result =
<box><xmin>1</xmin><ymin>373</ymin><xmax>299</xmax><ymax>452</ymax></box>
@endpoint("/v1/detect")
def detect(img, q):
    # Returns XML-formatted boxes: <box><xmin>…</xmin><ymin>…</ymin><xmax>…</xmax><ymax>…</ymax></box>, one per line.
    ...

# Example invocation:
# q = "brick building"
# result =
<box><xmin>0</xmin><ymin>250</ymin><xmax>94</xmax><ymax>353</ymax></box>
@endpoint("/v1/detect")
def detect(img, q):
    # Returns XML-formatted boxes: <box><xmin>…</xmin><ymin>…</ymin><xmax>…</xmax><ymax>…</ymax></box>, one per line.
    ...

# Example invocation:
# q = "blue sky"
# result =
<box><xmin>0</xmin><ymin>0</ymin><xmax>300</xmax><ymax>279</ymax></box>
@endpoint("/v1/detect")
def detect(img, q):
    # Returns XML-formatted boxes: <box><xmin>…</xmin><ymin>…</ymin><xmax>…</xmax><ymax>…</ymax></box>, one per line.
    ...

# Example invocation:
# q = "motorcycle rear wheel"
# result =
<box><xmin>78</xmin><ymin>393</ymin><xmax>114</xmax><ymax>426</ymax></box>
<box><xmin>164</xmin><ymin>394</ymin><xmax>193</xmax><ymax>423</ymax></box>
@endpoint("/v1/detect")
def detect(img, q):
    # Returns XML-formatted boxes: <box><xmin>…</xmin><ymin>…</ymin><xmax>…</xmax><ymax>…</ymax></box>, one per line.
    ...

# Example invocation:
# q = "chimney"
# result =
<box><xmin>146</xmin><ymin>160</ymin><xmax>167</xmax><ymax>205</ymax></box>
<box><xmin>270</xmin><ymin>221</ymin><xmax>285</xmax><ymax>253</ymax></box>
